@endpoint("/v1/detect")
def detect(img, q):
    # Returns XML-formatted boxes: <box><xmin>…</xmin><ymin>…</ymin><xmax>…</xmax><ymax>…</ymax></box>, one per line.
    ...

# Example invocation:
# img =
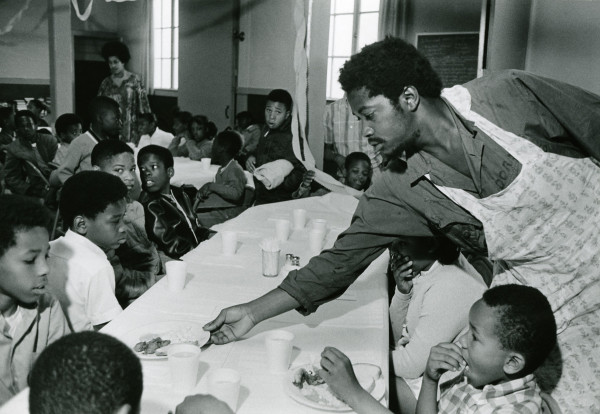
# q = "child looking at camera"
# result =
<box><xmin>91</xmin><ymin>140</ymin><xmax>162</xmax><ymax>307</ymax></box>
<box><xmin>47</xmin><ymin>171</ymin><xmax>126</xmax><ymax>332</ymax></box>
<box><xmin>0</xmin><ymin>195</ymin><xmax>69</xmax><ymax>405</ymax></box>
<box><xmin>194</xmin><ymin>130</ymin><xmax>247</xmax><ymax>228</ymax></box>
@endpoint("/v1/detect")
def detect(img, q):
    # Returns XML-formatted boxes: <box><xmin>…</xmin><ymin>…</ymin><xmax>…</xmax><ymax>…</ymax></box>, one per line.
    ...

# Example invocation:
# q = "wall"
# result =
<box><xmin>485</xmin><ymin>0</ymin><xmax>531</xmax><ymax>72</ymax></box>
<box><xmin>525</xmin><ymin>0</ymin><xmax>600</xmax><ymax>96</ymax></box>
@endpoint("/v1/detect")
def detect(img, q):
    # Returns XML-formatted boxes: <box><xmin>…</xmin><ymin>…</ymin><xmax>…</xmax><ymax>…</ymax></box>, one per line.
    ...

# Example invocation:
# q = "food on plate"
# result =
<box><xmin>134</xmin><ymin>337</ymin><xmax>170</xmax><ymax>354</ymax></box>
<box><xmin>292</xmin><ymin>366</ymin><xmax>325</xmax><ymax>389</ymax></box>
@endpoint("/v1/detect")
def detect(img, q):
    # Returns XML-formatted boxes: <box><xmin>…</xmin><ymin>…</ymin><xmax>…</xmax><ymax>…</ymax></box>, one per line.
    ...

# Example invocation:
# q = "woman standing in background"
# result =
<box><xmin>98</xmin><ymin>41</ymin><xmax>151</xmax><ymax>144</ymax></box>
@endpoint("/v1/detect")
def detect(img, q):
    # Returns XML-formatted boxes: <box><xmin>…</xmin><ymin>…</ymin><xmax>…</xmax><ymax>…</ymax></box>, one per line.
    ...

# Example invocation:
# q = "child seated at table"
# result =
<box><xmin>28</xmin><ymin>331</ymin><xmax>234</xmax><ymax>414</ymax></box>
<box><xmin>91</xmin><ymin>140</ymin><xmax>162</xmax><ymax>307</ymax></box>
<box><xmin>168</xmin><ymin>110</ymin><xmax>193</xmax><ymax>157</ymax></box>
<box><xmin>245</xmin><ymin>89</ymin><xmax>306</xmax><ymax>205</ymax></box>
<box><xmin>0</xmin><ymin>195</ymin><xmax>69</xmax><ymax>405</ymax></box>
<box><xmin>137</xmin><ymin>112</ymin><xmax>174</xmax><ymax>149</ymax></box>
<box><xmin>51</xmin><ymin>113</ymin><xmax>83</xmax><ymax>167</ymax></box>
<box><xmin>193</xmin><ymin>130</ymin><xmax>247</xmax><ymax>228</ymax></box>
<box><xmin>293</xmin><ymin>151</ymin><xmax>373</xmax><ymax>198</ymax></box>
<box><xmin>318</xmin><ymin>284</ymin><xmax>556</xmax><ymax>414</ymax></box>
<box><xmin>47</xmin><ymin>171</ymin><xmax>125</xmax><ymax>332</ymax></box>
<box><xmin>138</xmin><ymin>145</ymin><xmax>212</xmax><ymax>259</ymax></box>
<box><xmin>186</xmin><ymin>115</ymin><xmax>213</xmax><ymax>160</ymax></box>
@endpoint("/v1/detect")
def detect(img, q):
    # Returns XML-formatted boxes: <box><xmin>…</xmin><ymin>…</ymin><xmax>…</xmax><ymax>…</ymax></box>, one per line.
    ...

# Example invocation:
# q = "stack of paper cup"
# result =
<box><xmin>275</xmin><ymin>219</ymin><xmax>291</xmax><ymax>242</ymax></box>
<box><xmin>201</xmin><ymin>158</ymin><xmax>211</xmax><ymax>171</ymax></box>
<box><xmin>221</xmin><ymin>230</ymin><xmax>237</xmax><ymax>255</ymax></box>
<box><xmin>260</xmin><ymin>237</ymin><xmax>280</xmax><ymax>277</ymax></box>
<box><xmin>265</xmin><ymin>330</ymin><xmax>295</xmax><ymax>373</ymax></box>
<box><xmin>165</xmin><ymin>260</ymin><xmax>187</xmax><ymax>292</ymax></box>
<box><xmin>311</xmin><ymin>218</ymin><xmax>327</xmax><ymax>232</ymax></box>
<box><xmin>292</xmin><ymin>209</ymin><xmax>307</xmax><ymax>230</ymax></box>
<box><xmin>207</xmin><ymin>368</ymin><xmax>241</xmax><ymax>412</ymax></box>
<box><xmin>309</xmin><ymin>229</ymin><xmax>325</xmax><ymax>256</ymax></box>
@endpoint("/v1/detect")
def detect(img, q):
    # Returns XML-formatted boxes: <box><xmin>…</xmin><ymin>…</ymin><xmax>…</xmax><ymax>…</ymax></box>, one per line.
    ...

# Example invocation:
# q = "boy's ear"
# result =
<box><xmin>167</xmin><ymin>166</ymin><xmax>174</xmax><ymax>178</ymax></box>
<box><xmin>285</xmin><ymin>110</ymin><xmax>291</xmax><ymax>119</ymax></box>
<box><xmin>401</xmin><ymin>85</ymin><xmax>420</xmax><ymax>112</ymax></box>
<box><xmin>92</xmin><ymin>165</ymin><xmax>100</xmax><ymax>171</ymax></box>
<box><xmin>72</xmin><ymin>215</ymin><xmax>88</xmax><ymax>236</ymax></box>
<box><xmin>503</xmin><ymin>352</ymin><xmax>526</xmax><ymax>376</ymax></box>
<box><xmin>114</xmin><ymin>404</ymin><xmax>133</xmax><ymax>414</ymax></box>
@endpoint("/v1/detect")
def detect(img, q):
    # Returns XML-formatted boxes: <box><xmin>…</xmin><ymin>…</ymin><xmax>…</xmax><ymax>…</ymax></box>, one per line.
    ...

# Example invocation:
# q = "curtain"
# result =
<box><xmin>378</xmin><ymin>0</ymin><xmax>405</xmax><ymax>40</ymax></box>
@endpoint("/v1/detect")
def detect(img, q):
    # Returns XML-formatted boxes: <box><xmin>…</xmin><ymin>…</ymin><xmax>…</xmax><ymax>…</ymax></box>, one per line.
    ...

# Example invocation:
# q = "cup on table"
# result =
<box><xmin>292</xmin><ymin>208</ymin><xmax>307</xmax><ymax>230</ymax></box>
<box><xmin>167</xmin><ymin>343</ymin><xmax>201</xmax><ymax>393</ymax></box>
<box><xmin>207</xmin><ymin>368</ymin><xmax>241</xmax><ymax>412</ymax></box>
<box><xmin>165</xmin><ymin>260</ymin><xmax>187</xmax><ymax>292</ymax></box>
<box><xmin>264</xmin><ymin>330</ymin><xmax>295</xmax><ymax>373</ymax></box>
<box><xmin>308</xmin><ymin>229</ymin><xmax>325</xmax><ymax>256</ymax></box>
<box><xmin>311</xmin><ymin>218</ymin><xmax>327</xmax><ymax>232</ymax></box>
<box><xmin>260</xmin><ymin>238</ymin><xmax>280</xmax><ymax>277</ymax></box>
<box><xmin>275</xmin><ymin>219</ymin><xmax>291</xmax><ymax>242</ymax></box>
<box><xmin>201</xmin><ymin>157</ymin><xmax>211</xmax><ymax>171</ymax></box>
<box><xmin>221</xmin><ymin>230</ymin><xmax>237</xmax><ymax>255</ymax></box>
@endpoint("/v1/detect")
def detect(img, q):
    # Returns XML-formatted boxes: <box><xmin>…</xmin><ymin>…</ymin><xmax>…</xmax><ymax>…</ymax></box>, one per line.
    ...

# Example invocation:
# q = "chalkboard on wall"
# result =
<box><xmin>416</xmin><ymin>32</ymin><xmax>480</xmax><ymax>88</ymax></box>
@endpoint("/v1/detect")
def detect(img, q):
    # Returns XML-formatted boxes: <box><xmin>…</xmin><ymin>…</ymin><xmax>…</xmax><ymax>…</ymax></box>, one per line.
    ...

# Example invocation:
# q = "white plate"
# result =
<box><xmin>125</xmin><ymin>320</ymin><xmax>210</xmax><ymax>360</ymax></box>
<box><xmin>285</xmin><ymin>363</ymin><xmax>385</xmax><ymax>411</ymax></box>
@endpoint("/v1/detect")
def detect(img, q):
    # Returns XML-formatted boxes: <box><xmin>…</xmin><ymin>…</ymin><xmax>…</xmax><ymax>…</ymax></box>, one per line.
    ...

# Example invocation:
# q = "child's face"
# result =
<box><xmin>390</xmin><ymin>236</ymin><xmax>436</xmax><ymax>275</ymax></box>
<box><xmin>59</xmin><ymin>123</ymin><xmax>82</xmax><ymax>144</ymax></box>
<box><xmin>173</xmin><ymin>119</ymin><xmax>187</xmax><ymax>135</ymax></box>
<box><xmin>84</xmin><ymin>199</ymin><xmax>127</xmax><ymax>252</ymax></box>
<box><xmin>137</xmin><ymin>118</ymin><xmax>154</xmax><ymax>136</ymax></box>
<box><xmin>190</xmin><ymin>121</ymin><xmax>207</xmax><ymax>141</ymax></box>
<box><xmin>264</xmin><ymin>101</ymin><xmax>290</xmax><ymax>130</ymax></box>
<box><xmin>345</xmin><ymin>159</ymin><xmax>371</xmax><ymax>191</ymax></box>
<box><xmin>0</xmin><ymin>227</ymin><xmax>50</xmax><ymax>305</ymax></box>
<box><xmin>462</xmin><ymin>299</ymin><xmax>510</xmax><ymax>388</ymax></box>
<box><xmin>139</xmin><ymin>154</ymin><xmax>172</xmax><ymax>194</ymax></box>
<box><xmin>15</xmin><ymin>115</ymin><xmax>36</xmax><ymax>141</ymax></box>
<box><xmin>98</xmin><ymin>153</ymin><xmax>136</xmax><ymax>194</ymax></box>
<box><xmin>99</xmin><ymin>107</ymin><xmax>121</xmax><ymax>138</ymax></box>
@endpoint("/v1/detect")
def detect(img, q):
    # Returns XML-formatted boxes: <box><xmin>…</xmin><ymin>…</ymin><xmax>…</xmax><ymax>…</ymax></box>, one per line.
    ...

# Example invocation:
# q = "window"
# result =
<box><xmin>152</xmin><ymin>0</ymin><xmax>179</xmax><ymax>90</ymax></box>
<box><xmin>327</xmin><ymin>0</ymin><xmax>380</xmax><ymax>100</ymax></box>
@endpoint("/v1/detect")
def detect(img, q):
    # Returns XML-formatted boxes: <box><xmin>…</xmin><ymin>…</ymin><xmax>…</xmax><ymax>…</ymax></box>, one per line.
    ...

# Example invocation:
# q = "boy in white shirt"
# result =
<box><xmin>48</xmin><ymin>171</ymin><xmax>126</xmax><ymax>331</ymax></box>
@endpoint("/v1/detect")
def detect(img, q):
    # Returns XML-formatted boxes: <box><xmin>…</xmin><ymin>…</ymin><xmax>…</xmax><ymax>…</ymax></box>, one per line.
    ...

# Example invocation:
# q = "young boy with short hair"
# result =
<box><xmin>0</xmin><ymin>195</ymin><xmax>69</xmax><ymax>405</ymax></box>
<box><xmin>51</xmin><ymin>113</ymin><xmax>83</xmax><ymax>167</ymax></box>
<box><xmin>91</xmin><ymin>140</ymin><xmax>162</xmax><ymax>307</ymax></box>
<box><xmin>193</xmin><ymin>130</ymin><xmax>248</xmax><ymax>227</ymax></box>
<box><xmin>245</xmin><ymin>89</ymin><xmax>306</xmax><ymax>204</ymax></box>
<box><xmin>138</xmin><ymin>145</ymin><xmax>211</xmax><ymax>259</ymax></box>
<box><xmin>318</xmin><ymin>285</ymin><xmax>556</xmax><ymax>414</ymax></box>
<box><xmin>137</xmin><ymin>112</ymin><xmax>174</xmax><ymax>149</ymax></box>
<box><xmin>47</xmin><ymin>171</ymin><xmax>126</xmax><ymax>332</ymax></box>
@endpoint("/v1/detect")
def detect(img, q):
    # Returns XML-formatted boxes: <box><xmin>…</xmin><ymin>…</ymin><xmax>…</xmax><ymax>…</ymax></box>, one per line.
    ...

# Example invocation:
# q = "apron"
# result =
<box><xmin>435</xmin><ymin>86</ymin><xmax>600</xmax><ymax>332</ymax></box>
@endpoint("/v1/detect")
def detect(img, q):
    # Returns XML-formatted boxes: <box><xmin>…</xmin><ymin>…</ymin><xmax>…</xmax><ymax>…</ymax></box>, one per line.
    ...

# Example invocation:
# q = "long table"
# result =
<box><xmin>1</xmin><ymin>193</ymin><xmax>389</xmax><ymax>413</ymax></box>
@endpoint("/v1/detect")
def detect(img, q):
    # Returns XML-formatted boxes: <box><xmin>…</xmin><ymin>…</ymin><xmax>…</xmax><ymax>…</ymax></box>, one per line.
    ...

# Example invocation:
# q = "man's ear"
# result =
<box><xmin>167</xmin><ymin>167</ymin><xmax>174</xmax><ymax>178</ymax></box>
<box><xmin>401</xmin><ymin>85</ymin><xmax>420</xmax><ymax>112</ymax></box>
<box><xmin>92</xmin><ymin>165</ymin><xmax>100</xmax><ymax>171</ymax></box>
<box><xmin>72</xmin><ymin>215</ymin><xmax>88</xmax><ymax>236</ymax></box>
<box><xmin>503</xmin><ymin>352</ymin><xmax>526</xmax><ymax>376</ymax></box>
<box><xmin>285</xmin><ymin>110</ymin><xmax>291</xmax><ymax>119</ymax></box>
<box><xmin>114</xmin><ymin>404</ymin><xmax>133</xmax><ymax>414</ymax></box>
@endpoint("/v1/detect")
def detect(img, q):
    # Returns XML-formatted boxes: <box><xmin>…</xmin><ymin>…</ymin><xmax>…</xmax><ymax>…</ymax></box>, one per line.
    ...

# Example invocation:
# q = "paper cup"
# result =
<box><xmin>265</xmin><ymin>330</ymin><xmax>295</xmax><ymax>373</ymax></box>
<box><xmin>167</xmin><ymin>343</ymin><xmax>201</xmax><ymax>393</ymax></box>
<box><xmin>311</xmin><ymin>218</ymin><xmax>327</xmax><ymax>232</ymax></box>
<box><xmin>221</xmin><ymin>231</ymin><xmax>237</xmax><ymax>255</ymax></box>
<box><xmin>207</xmin><ymin>368</ymin><xmax>241</xmax><ymax>412</ymax></box>
<box><xmin>292</xmin><ymin>209</ymin><xmax>307</xmax><ymax>230</ymax></box>
<box><xmin>201</xmin><ymin>158</ymin><xmax>211</xmax><ymax>171</ymax></box>
<box><xmin>308</xmin><ymin>229</ymin><xmax>325</xmax><ymax>255</ymax></box>
<box><xmin>262</xmin><ymin>249</ymin><xmax>280</xmax><ymax>277</ymax></box>
<box><xmin>165</xmin><ymin>260</ymin><xmax>187</xmax><ymax>292</ymax></box>
<box><xmin>275</xmin><ymin>219</ymin><xmax>291</xmax><ymax>242</ymax></box>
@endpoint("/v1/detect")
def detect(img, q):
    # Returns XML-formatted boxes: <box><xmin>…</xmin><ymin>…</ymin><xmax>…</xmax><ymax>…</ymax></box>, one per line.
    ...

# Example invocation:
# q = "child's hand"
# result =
<box><xmin>302</xmin><ymin>170</ymin><xmax>316</xmax><ymax>186</ymax></box>
<box><xmin>246</xmin><ymin>155</ymin><xmax>257</xmax><ymax>173</ymax></box>
<box><xmin>389</xmin><ymin>253</ymin><xmax>415</xmax><ymax>294</ymax></box>
<box><xmin>423</xmin><ymin>343</ymin><xmax>465</xmax><ymax>383</ymax></box>
<box><xmin>317</xmin><ymin>347</ymin><xmax>363</xmax><ymax>406</ymax></box>
<box><xmin>197</xmin><ymin>183</ymin><xmax>212</xmax><ymax>199</ymax></box>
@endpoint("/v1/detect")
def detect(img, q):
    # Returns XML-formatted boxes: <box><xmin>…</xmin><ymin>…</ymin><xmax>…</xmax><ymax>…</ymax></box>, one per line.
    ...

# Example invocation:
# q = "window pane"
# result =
<box><xmin>161</xmin><ymin>0</ymin><xmax>172</xmax><ymax>28</ymax></box>
<box><xmin>161</xmin><ymin>28</ymin><xmax>172</xmax><ymax>58</ymax></box>
<box><xmin>330</xmin><ymin>57</ymin><xmax>348</xmax><ymax>99</ymax></box>
<box><xmin>358</xmin><ymin>13</ymin><xmax>379</xmax><ymax>50</ymax></box>
<box><xmin>173</xmin><ymin>58</ymin><xmax>179</xmax><ymax>89</ymax></box>
<box><xmin>173</xmin><ymin>0</ymin><xmax>179</xmax><ymax>27</ymax></box>
<box><xmin>162</xmin><ymin>59</ymin><xmax>172</xmax><ymax>89</ymax></box>
<box><xmin>360</xmin><ymin>0</ymin><xmax>380</xmax><ymax>12</ymax></box>
<box><xmin>328</xmin><ymin>16</ymin><xmax>335</xmax><ymax>56</ymax></box>
<box><xmin>174</xmin><ymin>27</ymin><xmax>179</xmax><ymax>58</ymax></box>
<box><xmin>152</xmin><ymin>0</ymin><xmax>161</xmax><ymax>28</ymax></box>
<box><xmin>334</xmin><ymin>0</ymin><xmax>355</xmax><ymax>14</ymax></box>
<box><xmin>153</xmin><ymin>59</ymin><xmax>162</xmax><ymax>88</ymax></box>
<box><xmin>332</xmin><ymin>14</ymin><xmax>353</xmax><ymax>56</ymax></box>
<box><xmin>153</xmin><ymin>29</ymin><xmax>162</xmax><ymax>58</ymax></box>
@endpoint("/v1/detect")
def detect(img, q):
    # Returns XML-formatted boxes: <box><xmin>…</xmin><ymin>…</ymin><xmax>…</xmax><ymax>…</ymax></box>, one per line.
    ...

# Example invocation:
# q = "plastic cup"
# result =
<box><xmin>262</xmin><ymin>249</ymin><xmax>280</xmax><ymax>277</ymax></box>
<box><xmin>201</xmin><ymin>158</ymin><xmax>211</xmax><ymax>171</ymax></box>
<box><xmin>167</xmin><ymin>343</ymin><xmax>201</xmax><ymax>393</ymax></box>
<box><xmin>265</xmin><ymin>330</ymin><xmax>295</xmax><ymax>373</ymax></box>
<box><xmin>221</xmin><ymin>231</ymin><xmax>237</xmax><ymax>255</ymax></box>
<box><xmin>275</xmin><ymin>219</ymin><xmax>291</xmax><ymax>242</ymax></box>
<box><xmin>165</xmin><ymin>260</ymin><xmax>187</xmax><ymax>292</ymax></box>
<box><xmin>292</xmin><ymin>209</ymin><xmax>307</xmax><ymax>230</ymax></box>
<box><xmin>207</xmin><ymin>368</ymin><xmax>241</xmax><ymax>412</ymax></box>
<box><xmin>308</xmin><ymin>229</ymin><xmax>325</xmax><ymax>255</ymax></box>
<box><xmin>311</xmin><ymin>218</ymin><xmax>327</xmax><ymax>232</ymax></box>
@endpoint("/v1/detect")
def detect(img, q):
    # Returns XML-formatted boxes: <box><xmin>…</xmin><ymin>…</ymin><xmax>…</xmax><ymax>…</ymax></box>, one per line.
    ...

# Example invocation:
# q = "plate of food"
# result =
<box><xmin>125</xmin><ymin>321</ymin><xmax>210</xmax><ymax>360</ymax></box>
<box><xmin>285</xmin><ymin>363</ymin><xmax>384</xmax><ymax>411</ymax></box>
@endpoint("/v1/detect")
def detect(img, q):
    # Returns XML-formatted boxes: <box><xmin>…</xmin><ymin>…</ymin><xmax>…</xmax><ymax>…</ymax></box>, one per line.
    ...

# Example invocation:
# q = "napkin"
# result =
<box><xmin>254</xmin><ymin>160</ymin><xmax>294</xmax><ymax>189</ymax></box>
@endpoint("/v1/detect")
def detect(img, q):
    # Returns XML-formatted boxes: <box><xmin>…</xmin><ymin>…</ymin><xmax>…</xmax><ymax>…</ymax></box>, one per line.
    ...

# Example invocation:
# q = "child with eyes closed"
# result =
<box><xmin>91</xmin><ymin>140</ymin><xmax>162</xmax><ymax>307</ymax></box>
<box><xmin>0</xmin><ymin>195</ymin><xmax>69</xmax><ymax>405</ymax></box>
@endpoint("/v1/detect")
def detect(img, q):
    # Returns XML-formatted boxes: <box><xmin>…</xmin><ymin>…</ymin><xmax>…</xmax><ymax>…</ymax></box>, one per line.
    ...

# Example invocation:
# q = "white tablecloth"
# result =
<box><xmin>1</xmin><ymin>193</ymin><xmax>389</xmax><ymax>414</ymax></box>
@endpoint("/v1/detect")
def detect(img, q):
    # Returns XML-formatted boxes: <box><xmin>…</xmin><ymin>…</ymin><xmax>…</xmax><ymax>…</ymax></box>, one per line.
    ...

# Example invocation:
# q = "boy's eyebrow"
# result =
<box><xmin>469</xmin><ymin>322</ymin><xmax>478</xmax><ymax>333</ymax></box>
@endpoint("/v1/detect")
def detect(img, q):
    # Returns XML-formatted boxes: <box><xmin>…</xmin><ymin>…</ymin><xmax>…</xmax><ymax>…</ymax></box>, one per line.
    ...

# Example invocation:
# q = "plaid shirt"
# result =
<box><xmin>438</xmin><ymin>374</ymin><xmax>542</xmax><ymax>414</ymax></box>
